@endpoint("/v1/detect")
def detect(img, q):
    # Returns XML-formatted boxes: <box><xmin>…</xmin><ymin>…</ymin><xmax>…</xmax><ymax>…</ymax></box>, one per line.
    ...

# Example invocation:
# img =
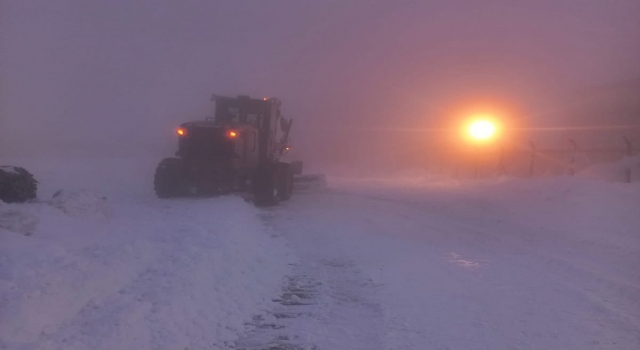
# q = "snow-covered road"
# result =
<box><xmin>239</xmin><ymin>177</ymin><xmax>640</xmax><ymax>349</ymax></box>
<box><xmin>1</xmin><ymin>157</ymin><xmax>639</xmax><ymax>349</ymax></box>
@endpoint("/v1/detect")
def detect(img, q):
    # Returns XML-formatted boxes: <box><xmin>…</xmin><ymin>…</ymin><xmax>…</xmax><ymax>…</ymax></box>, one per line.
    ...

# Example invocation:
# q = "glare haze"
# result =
<box><xmin>2</xmin><ymin>2</ymin><xmax>640</xmax><ymax>349</ymax></box>
<box><xmin>1</xmin><ymin>0</ymin><xmax>639</xmax><ymax>161</ymax></box>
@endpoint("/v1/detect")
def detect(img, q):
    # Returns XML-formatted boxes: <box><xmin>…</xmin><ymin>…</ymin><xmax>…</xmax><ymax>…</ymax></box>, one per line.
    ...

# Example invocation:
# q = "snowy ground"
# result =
<box><xmin>1</xmin><ymin>156</ymin><xmax>639</xmax><ymax>349</ymax></box>
<box><xmin>0</xmin><ymin>157</ymin><xmax>293</xmax><ymax>350</ymax></box>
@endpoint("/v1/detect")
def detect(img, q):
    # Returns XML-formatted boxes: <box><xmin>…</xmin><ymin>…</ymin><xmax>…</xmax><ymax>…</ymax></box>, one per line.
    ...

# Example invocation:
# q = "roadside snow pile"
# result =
<box><xmin>0</xmin><ymin>206</ymin><xmax>38</xmax><ymax>236</ymax></box>
<box><xmin>579</xmin><ymin>155</ymin><xmax>640</xmax><ymax>182</ymax></box>
<box><xmin>48</xmin><ymin>189</ymin><xmax>112</xmax><ymax>219</ymax></box>
<box><xmin>0</xmin><ymin>196</ymin><xmax>292</xmax><ymax>350</ymax></box>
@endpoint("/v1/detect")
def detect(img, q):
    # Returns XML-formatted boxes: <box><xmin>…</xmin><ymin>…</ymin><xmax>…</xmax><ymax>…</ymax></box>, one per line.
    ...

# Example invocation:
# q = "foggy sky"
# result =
<box><xmin>1</xmin><ymin>0</ymin><xmax>639</xmax><ymax>159</ymax></box>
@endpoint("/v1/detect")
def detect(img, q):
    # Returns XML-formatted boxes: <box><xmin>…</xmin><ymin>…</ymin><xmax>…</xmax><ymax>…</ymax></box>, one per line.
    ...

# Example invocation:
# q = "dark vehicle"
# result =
<box><xmin>154</xmin><ymin>95</ymin><xmax>300</xmax><ymax>206</ymax></box>
<box><xmin>0</xmin><ymin>166</ymin><xmax>38</xmax><ymax>203</ymax></box>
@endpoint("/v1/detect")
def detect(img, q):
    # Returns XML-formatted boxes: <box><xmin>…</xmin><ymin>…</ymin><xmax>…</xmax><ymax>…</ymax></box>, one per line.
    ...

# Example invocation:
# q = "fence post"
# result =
<box><xmin>528</xmin><ymin>141</ymin><xmax>536</xmax><ymax>177</ymax></box>
<box><xmin>473</xmin><ymin>146</ymin><xmax>480</xmax><ymax>179</ymax></box>
<box><xmin>568</xmin><ymin>138</ymin><xmax>577</xmax><ymax>176</ymax></box>
<box><xmin>623</xmin><ymin>136</ymin><xmax>632</xmax><ymax>183</ymax></box>
<box><xmin>496</xmin><ymin>141</ymin><xmax>507</xmax><ymax>176</ymax></box>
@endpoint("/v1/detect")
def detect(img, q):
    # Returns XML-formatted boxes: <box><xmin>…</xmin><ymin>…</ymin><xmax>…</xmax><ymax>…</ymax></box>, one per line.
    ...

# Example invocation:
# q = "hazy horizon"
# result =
<box><xmin>2</xmin><ymin>0</ymin><xmax>639</xmax><ymax>165</ymax></box>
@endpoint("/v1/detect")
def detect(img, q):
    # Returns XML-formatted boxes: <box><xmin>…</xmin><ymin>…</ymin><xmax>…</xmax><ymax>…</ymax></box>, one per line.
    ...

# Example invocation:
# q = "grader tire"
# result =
<box><xmin>253</xmin><ymin>165</ymin><xmax>280</xmax><ymax>207</ymax></box>
<box><xmin>154</xmin><ymin>158</ymin><xmax>187</xmax><ymax>198</ymax></box>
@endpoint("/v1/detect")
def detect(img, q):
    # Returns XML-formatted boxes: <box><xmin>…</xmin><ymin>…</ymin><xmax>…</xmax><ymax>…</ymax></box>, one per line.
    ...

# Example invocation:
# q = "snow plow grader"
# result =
<box><xmin>154</xmin><ymin>95</ymin><xmax>322</xmax><ymax>206</ymax></box>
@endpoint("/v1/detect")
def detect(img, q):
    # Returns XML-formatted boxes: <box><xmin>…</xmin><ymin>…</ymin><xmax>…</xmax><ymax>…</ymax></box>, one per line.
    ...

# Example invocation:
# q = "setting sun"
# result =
<box><xmin>468</xmin><ymin>120</ymin><xmax>496</xmax><ymax>140</ymax></box>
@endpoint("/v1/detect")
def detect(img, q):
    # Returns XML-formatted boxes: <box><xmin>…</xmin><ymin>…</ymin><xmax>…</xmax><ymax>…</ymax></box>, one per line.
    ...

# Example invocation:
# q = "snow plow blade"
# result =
<box><xmin>293</xmin><ymin>174</ymin><xmax>326</xmax><ymax>192</ymax></box>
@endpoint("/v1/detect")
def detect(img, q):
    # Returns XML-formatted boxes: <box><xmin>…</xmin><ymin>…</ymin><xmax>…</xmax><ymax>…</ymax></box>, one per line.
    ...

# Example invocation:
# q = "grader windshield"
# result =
<box><xmin>212</xmin><ymin>95</ymin><xmax>269</xmax><ymax>126</ymax></box>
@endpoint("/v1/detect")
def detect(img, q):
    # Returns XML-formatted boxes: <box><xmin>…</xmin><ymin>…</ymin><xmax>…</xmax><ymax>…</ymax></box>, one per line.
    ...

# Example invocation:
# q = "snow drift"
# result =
<box><xmin>0</xmin><ymin>193</ymin><xmax>292</xmax><ymax>350</ymax></box>
<box><xmin>48</xmin><ymin>190</ymin><xmax>113</xmax><ymax>219</ymax></box>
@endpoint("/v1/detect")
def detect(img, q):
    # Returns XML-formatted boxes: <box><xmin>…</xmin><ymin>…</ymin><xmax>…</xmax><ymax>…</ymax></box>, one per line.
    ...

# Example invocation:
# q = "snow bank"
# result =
<box><xmin>48</xmin><ymin>190</ymin><xmax>112</xmax><ymax>219</ymax></box>
<box><xmin>0</xmin><ymin>195</ymin><xmax>292</xmax><ymax>350</ymax></box>
<box><xmin>0</xmin><ymin>205</ymin><xmax>39</xmax><ymax>237</ymax></box>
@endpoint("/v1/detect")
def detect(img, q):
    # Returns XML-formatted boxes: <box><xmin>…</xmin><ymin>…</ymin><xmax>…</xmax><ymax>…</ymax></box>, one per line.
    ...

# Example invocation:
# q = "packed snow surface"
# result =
<box><xmin>0</xmin><ymin>157</ymin><xmax>292</xmax><ymax>350</ymax></box>
<box><xmin>1</xmin><ymin>156</ymin><xmax>639</xmax><ymax>349</ymax></box>
<box><xmin>235</xmin><ymin>174</ymin><xmax>638</xmax><ymax>350</ymax></box>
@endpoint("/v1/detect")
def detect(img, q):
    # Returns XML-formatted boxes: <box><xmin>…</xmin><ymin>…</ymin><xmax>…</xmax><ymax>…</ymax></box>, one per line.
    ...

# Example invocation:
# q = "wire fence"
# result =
<box><xmin>301</xmin><ymin>125</ymin><xmax>640</xmax><ymax>182</ymax></box>
<box><xmin>443</xmin><ymin>133</ymin><xmax>639</xmax><ymax>182</ymax></box>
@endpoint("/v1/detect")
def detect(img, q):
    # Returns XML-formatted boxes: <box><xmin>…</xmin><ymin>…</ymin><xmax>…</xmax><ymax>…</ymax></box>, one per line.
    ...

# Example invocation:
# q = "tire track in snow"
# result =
<box><xmin>234</xmin><ymin>207</ymin><xmax>385</xmax><ymax>350</ymax></box>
